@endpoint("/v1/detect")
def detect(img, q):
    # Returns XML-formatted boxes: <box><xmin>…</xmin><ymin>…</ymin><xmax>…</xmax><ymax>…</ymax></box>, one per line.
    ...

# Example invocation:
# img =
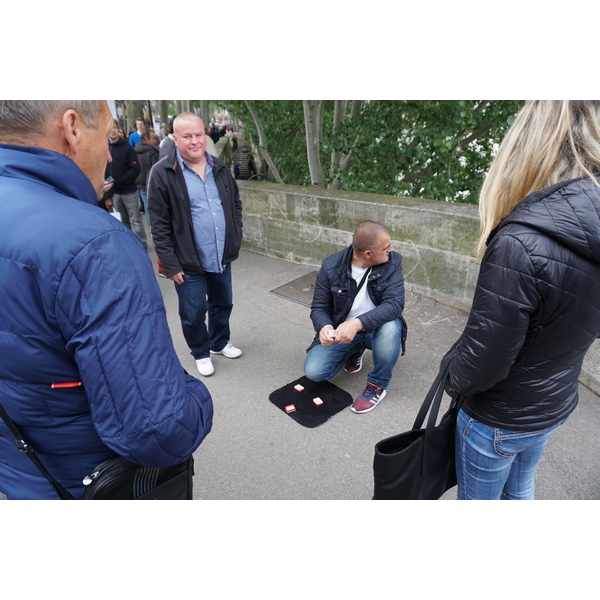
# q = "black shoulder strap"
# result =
<box><xmin>352</xmin><ymin>267</ymin><xmax>371</xmax><ymax>301</ymax></box>
<box><xmin>0</xmin><ymin>403</ymin><xmax>75</xmax><ymax>500</ymax></box>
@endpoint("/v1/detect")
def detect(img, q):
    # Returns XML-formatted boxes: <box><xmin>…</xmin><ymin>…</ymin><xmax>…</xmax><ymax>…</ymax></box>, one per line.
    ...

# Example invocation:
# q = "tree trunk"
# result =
<box><xmin>126</xmin><ymin>100</ymin><xmax>144</xmax><ymax>134</ymax></box>
<box><xmin>329</xmin><ymin>100</ymin><xmax>362</xmax><ymax>190</ymax></box>
<box><xmin>245</xmin><ymin>101</ymin><xmax>284</xmax><ymax>184</ymax></box>
<box><xmin>303</xmin><ymin>100</ymin><xmax>324</xmax><ymax>187</ymax></box>
<box><xmin>176</xmin><ymin>100</ymin><xmax>183</xmax><ymax>114</ymax></box>
<box><xmin>158</xmin><ymin>100</ymin><xmax>169</xmax><ymax>127</ymax></box>
<box><xmin>201</xmin><ymin>101</ymin><xmax>210</xmax><ymax>126</ymax></box>
<box><xmin>329</xmin><ymin>100</ymin><xmax>347</xmax><ymax>189</ymax></box>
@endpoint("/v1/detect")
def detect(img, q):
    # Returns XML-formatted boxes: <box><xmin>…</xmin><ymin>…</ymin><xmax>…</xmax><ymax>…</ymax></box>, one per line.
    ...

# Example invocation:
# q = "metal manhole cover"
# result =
<box><xmin>270</xmin><ymin>271</ymin><xmax>318</xmax><ymax>307</ymax></box>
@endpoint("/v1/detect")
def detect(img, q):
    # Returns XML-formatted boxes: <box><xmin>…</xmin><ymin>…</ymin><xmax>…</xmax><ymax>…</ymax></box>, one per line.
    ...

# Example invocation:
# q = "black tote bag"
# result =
<box><xmin>373</xmin><ymin>348</ymin><xmax>463</xmax><ymax>500</ymax></box>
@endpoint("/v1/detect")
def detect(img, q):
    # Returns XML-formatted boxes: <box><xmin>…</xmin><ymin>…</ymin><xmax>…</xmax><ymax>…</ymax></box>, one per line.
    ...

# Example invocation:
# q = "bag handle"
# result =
<box><xmin>0</xmin><ymin>403</ymin><xmax>75</xmax><ymax>500</ymax></box>
<box><xmin>409</xmin><ymin>347</ymin><xmax>463</xmax><ymax>477</ymax></box>
<box><xmin>411</xmin><ymin>347</ymin><xmax>457</xmax><ymax>431</ymax></box>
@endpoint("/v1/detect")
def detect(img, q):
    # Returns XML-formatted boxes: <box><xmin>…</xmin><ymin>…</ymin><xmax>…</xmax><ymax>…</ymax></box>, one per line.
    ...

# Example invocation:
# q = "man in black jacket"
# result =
<box><xmin>106</xmin><ymin>123</ymin><xmax>146</xmax><ymax>248</ymax></box>
<box><xmin>304</xmin><ymin>221</ymin><xmax>407</xmax><ymax>413</ymax></box>
<box><xmin>147</xmin><ymin>113</ymin><xmax>243</xmax><ymax>378</ymax></box>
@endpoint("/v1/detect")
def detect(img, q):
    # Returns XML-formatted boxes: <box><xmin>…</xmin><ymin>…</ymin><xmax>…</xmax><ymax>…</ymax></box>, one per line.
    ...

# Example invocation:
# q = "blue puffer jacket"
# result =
<box><xmin>0</xmin><ymin>144</ymin><xmax>213</xmax><ymax>499</ymax></box>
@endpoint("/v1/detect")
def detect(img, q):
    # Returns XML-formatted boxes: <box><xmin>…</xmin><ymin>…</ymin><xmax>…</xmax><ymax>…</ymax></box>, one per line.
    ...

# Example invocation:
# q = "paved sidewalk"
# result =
<box><xmin>151</xmin><ymin>245</ymin><xmax>600</xmax><ymax>500</ymax></box>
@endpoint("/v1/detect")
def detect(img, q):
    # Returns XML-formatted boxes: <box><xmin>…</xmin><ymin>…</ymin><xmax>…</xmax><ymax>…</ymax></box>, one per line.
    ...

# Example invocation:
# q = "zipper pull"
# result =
<box><xmin>83</xmin><ymin>470</ymin><xmax>99</xmax><ymax>486</ymax></box>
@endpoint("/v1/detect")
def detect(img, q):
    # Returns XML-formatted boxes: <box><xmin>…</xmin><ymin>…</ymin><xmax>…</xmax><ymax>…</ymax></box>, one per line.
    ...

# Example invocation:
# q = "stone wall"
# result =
<box><xmin>238</xmin><ymin>180</ymin><xmax>600</xmax><ymax>394</ymax></box>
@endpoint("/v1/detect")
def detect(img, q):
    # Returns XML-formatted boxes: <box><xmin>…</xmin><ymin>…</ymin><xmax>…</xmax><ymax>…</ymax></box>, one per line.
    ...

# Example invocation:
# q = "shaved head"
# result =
<box><xmin>351</xmin><ymin>221</ymin><xmax>393</xmax><ymax>267</ymax></box>
<box><xmin>352</xmin><ymin>221</ymin><xmax>389</xmax><ymax>253</ymax></box>
<box><xmin>173</xmin><ymin>112</ymin><xmax>204</xmax><ymax>135</ymax></box>
<box><xmin>172</xmin><ymin>112</ymin><xmax>207</xmax><ymax>166</ymax></box>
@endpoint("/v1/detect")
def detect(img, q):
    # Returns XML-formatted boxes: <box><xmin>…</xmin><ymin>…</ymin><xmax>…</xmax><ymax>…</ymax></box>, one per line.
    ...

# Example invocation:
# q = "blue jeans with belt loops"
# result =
<box><xmin>174</xmin><ymin>264</ymin><xmax>233</xmax><ymax>360</ymax></box>
<box><xmin>303</xmin><ymin>319</ymin><xmax>402</xmax><ymax>390</ymax></box>
<box><xmin>455</xmin><ymin>408</ymin><xmax>569</xmax><ymax>500</ymax></box>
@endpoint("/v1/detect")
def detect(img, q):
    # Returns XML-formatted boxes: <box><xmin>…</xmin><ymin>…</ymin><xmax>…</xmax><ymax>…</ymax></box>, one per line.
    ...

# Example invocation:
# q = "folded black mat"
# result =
<box><xmin>269</xmin><ymin>376</ymin><xmax>353</xmax><ymax>428</ymax></box>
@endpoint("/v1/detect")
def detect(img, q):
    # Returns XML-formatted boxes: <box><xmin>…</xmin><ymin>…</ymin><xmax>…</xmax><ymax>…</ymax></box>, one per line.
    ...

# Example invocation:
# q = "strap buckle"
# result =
<box><xmin>15</xmin><ymin>438</ymin><xmax>30</xmax><ymax>454</ymax></box>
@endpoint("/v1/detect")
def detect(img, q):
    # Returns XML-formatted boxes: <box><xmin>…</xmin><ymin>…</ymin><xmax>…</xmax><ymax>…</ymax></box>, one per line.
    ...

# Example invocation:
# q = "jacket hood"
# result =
<box><xmin>134</xmin><ymin>142</ymin><xmax>158</xmax><ymax>155</ymax></box>
<box><xmin>0</xmin><ymin>143</ymin><xmax>98</xmax><ymax>206</ymax></box>
<box><xmin>109</xmin><ymin>137</ymin><xmax>128</xmax><ymax>147</ymax></box>
<box><xmin>495</xmin><ymin>175</ymin><xmax>600</xmax><ymax>263</ymax></box>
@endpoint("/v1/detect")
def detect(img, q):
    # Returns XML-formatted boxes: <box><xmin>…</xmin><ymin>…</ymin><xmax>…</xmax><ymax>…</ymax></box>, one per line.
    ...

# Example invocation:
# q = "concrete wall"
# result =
<box><xmin>239</xmin><ymin>181</ymin><xmax>480</xmax><ymax>311</ymax></box>
<box><xmin>238</xmin><ymin>180</ymin><xmax>600</xmax><ymax>394</ymax></box>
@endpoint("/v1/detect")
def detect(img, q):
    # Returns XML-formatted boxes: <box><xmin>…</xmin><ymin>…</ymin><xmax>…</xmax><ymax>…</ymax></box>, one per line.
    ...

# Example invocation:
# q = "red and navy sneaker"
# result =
<box><xmin>351</xmin><ymin>382</ymin><xmax>386</xmax><ymax>414</ymax></box>
<box><xmin>344</xmin><ymin>349</ymin><xmax>365</xmax><ymax>373</ymax></box>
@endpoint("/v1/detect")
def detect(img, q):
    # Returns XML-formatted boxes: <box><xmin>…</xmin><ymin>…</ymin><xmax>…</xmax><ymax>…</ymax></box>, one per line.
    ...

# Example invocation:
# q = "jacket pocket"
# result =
<box><xmin>331</xmin><ymin>286</ymin><xmax>349</xmax><ymax>314</ymax></box>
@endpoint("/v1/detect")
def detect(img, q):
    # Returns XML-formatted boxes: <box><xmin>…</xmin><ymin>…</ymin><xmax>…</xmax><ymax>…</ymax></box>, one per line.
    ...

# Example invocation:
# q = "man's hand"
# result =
<box><xmin>103</xmin><ymin>181</ymin><xmax>114</xmax><ymax>194</ymax></box>
<box><xmin>332</xmin><ymin>319</ymin><xmax>363</xmax><ymax>344</ymax></box>
<box><xmin>319</xmin><ymin>325</ymin><xmax>336</xmax><ymax>346</ymax></box>
<box><xmin>104</xmin><ymin>198</ymin><xmax>114</xmax><ymax>210</ymax></box>
<box><xmin>170</xmin><ymin>271</ymin><xmax>184</xmax><ymax>284</ymax></box>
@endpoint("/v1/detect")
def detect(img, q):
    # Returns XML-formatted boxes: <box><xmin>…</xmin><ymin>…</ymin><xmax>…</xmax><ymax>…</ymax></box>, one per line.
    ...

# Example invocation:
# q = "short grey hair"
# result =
<box><xmin>0</xmin><ymin>100</ymin><xmax>104</xmax><ymax>139</ymax></box>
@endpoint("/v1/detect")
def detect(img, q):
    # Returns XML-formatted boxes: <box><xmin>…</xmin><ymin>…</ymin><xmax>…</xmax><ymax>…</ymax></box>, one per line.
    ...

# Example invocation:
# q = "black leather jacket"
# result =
<box><xmin>448</xmin><ymin>175</ymin><xmax>600</xmax><ymax>431</ymax></box>
<box><xmin>308</xmin><ymin>245</ymin><xmax>408</xmax><ymax>353</ymax></box>
<box><xmin>147</xmin><ymin>149</ymin><xmax>242</xmax><ymax>278</ymax></box>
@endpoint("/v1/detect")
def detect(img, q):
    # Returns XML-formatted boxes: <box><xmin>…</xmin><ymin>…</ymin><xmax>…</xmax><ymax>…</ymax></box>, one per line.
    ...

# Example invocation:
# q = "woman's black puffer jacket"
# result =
<box><xmin>448</xmin><ymin>175</ymin><xmax>600</xmax><ymax>431</ymax></box>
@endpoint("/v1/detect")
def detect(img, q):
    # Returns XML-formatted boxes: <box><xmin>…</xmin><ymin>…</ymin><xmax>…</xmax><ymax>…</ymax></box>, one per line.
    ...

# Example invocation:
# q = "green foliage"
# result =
<box><xmin>219</xmin><ymin>100</ymin><xmax>318</xmax><ymax>186</ymax></box>
<box><xmin>218</xmin><ymin>100</ymin><xmax>524</xmax><ymax>203</ymax></box>
<box><xmin>332</xmin><ymin>100</ymin><xmax>524</xmax><ymax>203</ymax></box>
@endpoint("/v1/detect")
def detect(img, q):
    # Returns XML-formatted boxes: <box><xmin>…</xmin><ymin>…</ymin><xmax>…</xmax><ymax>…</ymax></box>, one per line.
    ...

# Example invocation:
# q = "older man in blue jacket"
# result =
<box><xmin>304</xmin><ymin>221</ymin><xmax>407</xmax><ymax>414</ymax></box>
<box><xmin>0</xmin><ymin>101</ymin><xmax>213</xmax><ymax>499</ymax></box>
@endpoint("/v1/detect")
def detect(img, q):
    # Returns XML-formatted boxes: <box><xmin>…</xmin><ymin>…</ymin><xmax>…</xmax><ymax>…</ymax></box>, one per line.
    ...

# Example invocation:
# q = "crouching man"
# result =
<box><xmin>304</xmin><ymin>221</ymin><xmax>407</xmax><ymax>413</ymax></box>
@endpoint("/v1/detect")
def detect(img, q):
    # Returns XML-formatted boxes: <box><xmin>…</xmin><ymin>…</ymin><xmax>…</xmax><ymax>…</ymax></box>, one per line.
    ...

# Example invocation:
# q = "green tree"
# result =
<box><xmin>213</xmin><ymin>100</ymin><xmax>525</xmax><ymax>203</ymax></box>
<box><xmin>331</xmin><ymin>100</ymin><xmax>523</xmax><ymax>202</ymax></box>
<box><xmin>244</xmin><ymin>101</ymin><xmax>285</xmax><ymax>183</ymax></box>
<box><xmin>221</xmin><ymin>100</ymin><xmax>316</xmax><ymax>186</ymax></box>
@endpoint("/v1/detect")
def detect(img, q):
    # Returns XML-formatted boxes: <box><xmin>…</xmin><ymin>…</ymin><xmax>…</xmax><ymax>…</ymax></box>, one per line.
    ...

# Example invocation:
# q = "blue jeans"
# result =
<box><xmin>138</xmin><ymin>187</ymin><xmax>147</xmax><ymax>211</ymax></box>
<box><xmin>174</xmin><ymin>264</ymin><xmax>233</xmax><ymax>359</ymax></box>
<box><xmin>455</xmin><ymin>408</ymin><xmax>568</xmax><ymax>500</ymax></box>
<box><xmin>138</xmin><ymin>188</ymin><xmax>150</xmax><ymax>227</ymax></box>
<box><xmin>303</xmin><ymin>319</ymin><xmax>402</xmax><ymax>390</ymax></box>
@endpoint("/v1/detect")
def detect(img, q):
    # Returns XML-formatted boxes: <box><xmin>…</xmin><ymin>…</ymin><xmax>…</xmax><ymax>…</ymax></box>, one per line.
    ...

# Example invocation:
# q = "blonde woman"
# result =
<box><xmin>447</xmin><ymin>101</ymin><xmax>600</xmax><ymax>500</ymax></box>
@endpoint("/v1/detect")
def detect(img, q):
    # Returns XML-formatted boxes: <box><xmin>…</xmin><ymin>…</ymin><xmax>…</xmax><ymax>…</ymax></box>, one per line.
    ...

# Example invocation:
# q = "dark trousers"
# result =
<box><xmin>174</xmin><ymin>264</ymin><xmax>233</xmax><ymax>359</ymax></box>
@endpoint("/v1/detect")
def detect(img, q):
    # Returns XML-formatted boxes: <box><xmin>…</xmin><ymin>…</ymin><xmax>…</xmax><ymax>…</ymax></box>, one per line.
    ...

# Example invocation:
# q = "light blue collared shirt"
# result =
<box><xmin>177</xmin><ymin>150</ymin><xmax>226</xmax><ymax>273</ymax></box>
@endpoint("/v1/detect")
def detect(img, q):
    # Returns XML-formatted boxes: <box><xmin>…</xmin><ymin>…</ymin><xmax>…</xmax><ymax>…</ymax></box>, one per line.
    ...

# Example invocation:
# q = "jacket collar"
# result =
<box><xmin>344</xmin><ymin>244</ymin><xmax>383</xmax><ymax>279</ymax></box>
<box><xmin>0</xmin><ymin>143</ymin><xmax>98</xmax><ymax>206</ymax></box>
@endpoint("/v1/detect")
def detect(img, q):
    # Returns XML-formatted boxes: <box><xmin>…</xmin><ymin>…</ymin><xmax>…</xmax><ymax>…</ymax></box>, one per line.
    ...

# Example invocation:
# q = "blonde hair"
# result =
<box><xmin>476</xmin><ymin>100</ymin><xmax>600</xmax><ymax>258</ymax></box>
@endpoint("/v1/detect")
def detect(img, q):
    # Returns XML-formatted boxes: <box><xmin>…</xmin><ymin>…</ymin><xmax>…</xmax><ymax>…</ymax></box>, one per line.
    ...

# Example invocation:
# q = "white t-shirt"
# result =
<box><xmin>346</xmin><ymin>265</ymin><xmax>375</xmax><ymax>322</ymax></box>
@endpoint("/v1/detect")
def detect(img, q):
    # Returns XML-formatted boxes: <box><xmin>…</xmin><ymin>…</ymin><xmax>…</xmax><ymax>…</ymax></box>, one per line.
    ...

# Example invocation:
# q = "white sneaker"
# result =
<box><xmin>196</xmin><ymin>357</ymin><xmax>214</xmax><ymax>376</ymax></box>
<box><xmin>210</xmin><ymin>343</ymin><xmax>242</xmax><ymax>359</ymax></box>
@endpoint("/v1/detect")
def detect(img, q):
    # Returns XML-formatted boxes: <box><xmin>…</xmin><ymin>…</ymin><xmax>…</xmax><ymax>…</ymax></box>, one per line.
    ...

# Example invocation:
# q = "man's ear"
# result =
<box><xmin>59</xmin><ymin>109</ymin><xmax>83</xmax><ymax>158</ymax></box>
